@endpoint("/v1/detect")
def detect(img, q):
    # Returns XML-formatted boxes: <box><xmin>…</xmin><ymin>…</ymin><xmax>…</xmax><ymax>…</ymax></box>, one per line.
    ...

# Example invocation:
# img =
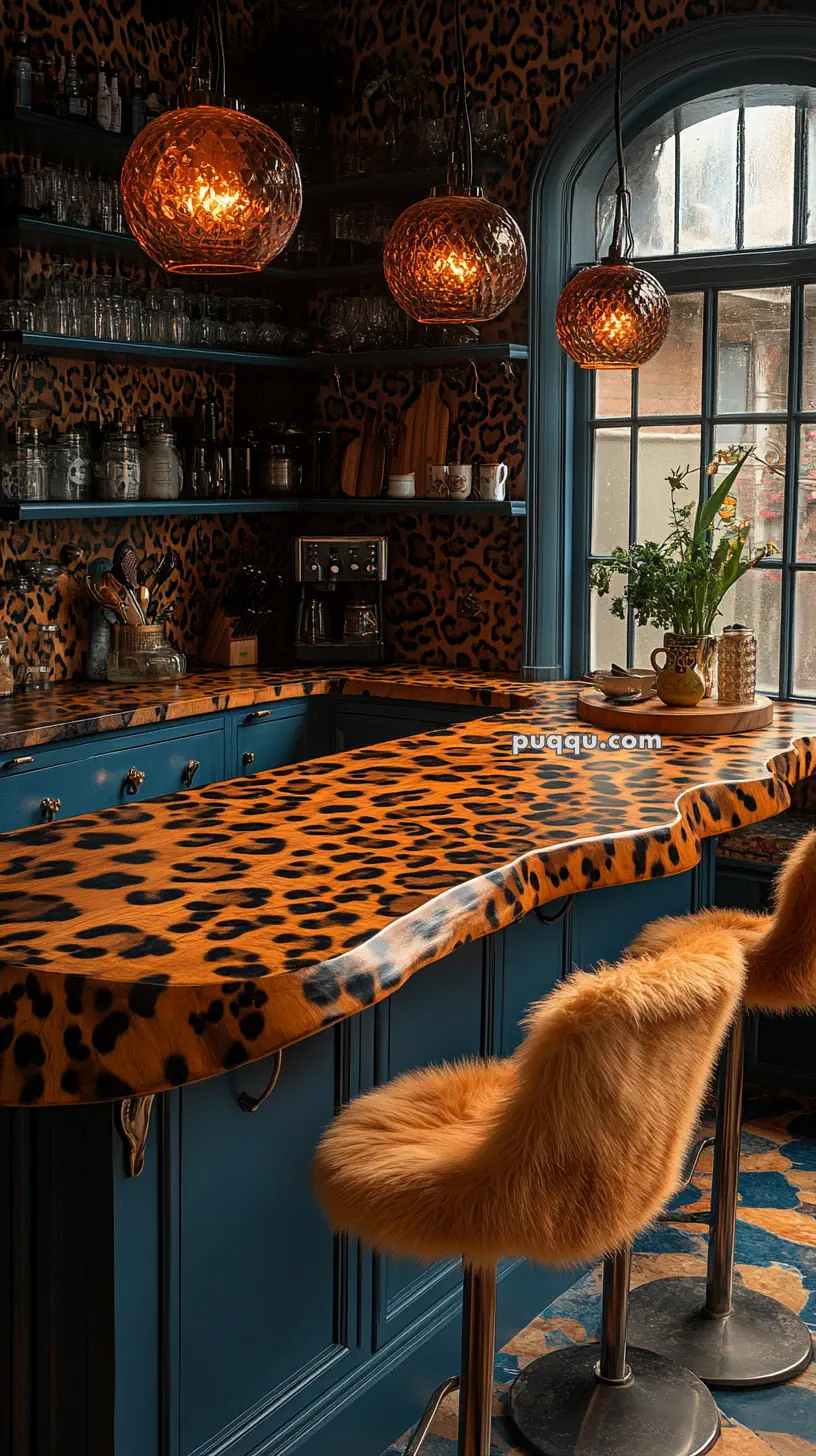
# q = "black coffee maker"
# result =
<box><xmin>294</xmin><ymin>535</ymin><xmax>387</xmax><ymax>663</ymax></box>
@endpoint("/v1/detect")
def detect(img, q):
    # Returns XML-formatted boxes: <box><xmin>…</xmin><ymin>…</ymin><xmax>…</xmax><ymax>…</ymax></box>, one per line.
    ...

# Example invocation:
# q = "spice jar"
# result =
<box><xmin>0</xmin><ymin>638</ymin><xmax>14</xmax><ymax>696</ymax></box>
<box><xmin>48</xmin><ymin>429</ymin><xmax>92</xmax><ymax>501</ymax></box>
<box><xmin>97</xmin><ymin>430</ymin><xmax>143</xmax><ymax>501</ymax></box>
<box><xmin>141</xmin><ymin>418</ymin><xmax>183</xmax><ymax>500</ymax></box>
<box><xmin>1</xmin><ymin>438</ymin><xmax>49</xmax><ymax>501</ymax></box>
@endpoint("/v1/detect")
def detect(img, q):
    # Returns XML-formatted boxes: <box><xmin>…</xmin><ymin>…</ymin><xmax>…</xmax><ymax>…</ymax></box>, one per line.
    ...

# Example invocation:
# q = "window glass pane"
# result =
<box><xmin>637</xmin><ymin>424</ymin><xmax>702</xmax><ymax>543</ymax></box>
<box><xmin>633</xmin><ymin>620</ymin><xmax>666</xmax><ymax>675</ymax></box>
<box><xmin>743</xmin><ymin>106</ymin><xmax>795</xmax><ymax>249</ymax></box>
<box><xmin>713</xmin><ymin>423</ymin><xmax>787</xmax><ymax>554</ymax></box>
<box><xmin>800</xmin><ymin>285</ymin><xmax>816</xmax><ymax>410</ymax></box>
<box><xmin>719</xmin><ymin>568</ymin><xmax>781</xmax><ymax>694</ymax></box>
<box><xmin>590</xmin><ymin>591</ymin><xmax>627</xmax><ymax>672</ymax></box>
<box><xmin>594</xmin><ymin>369</ymin><xmax>632</xmax><ymax>420</ymax></box>
<box><xmin>808</xmin><ymin>108</ymin><xmax>816</xmax><ymax>243</ymax></box>
<box><xmin>591</xmin><ymin>427</ymin><xmax>630</xmax><ymax>556</ymax></box>
<box><xmin>679</xmin><ymin>109</ymin><xmax>738</xmax><ymax>253</ymax></box>
<box><xmin>637</xmin><ymin>293</ymin><xmax>704</xmax><ymax>416</ymax></box>
<box><xmin>793</xmin><ymin>573</ymin><xmax>816</xmax><ymax>695</ymax></box>
<box><xmin>797</xmin><ymin>424</ymin><xmax>816</xmax><ymax>560</ymax></box>
<box><xmin>717</xmin><ymin>288</ymin><xmax>790</xmax><ymax>414</ymax></box>
<box><xmin>597</xmin><ymin>127</ymin><xmax>675</xmax><ymax>259</ymax></box>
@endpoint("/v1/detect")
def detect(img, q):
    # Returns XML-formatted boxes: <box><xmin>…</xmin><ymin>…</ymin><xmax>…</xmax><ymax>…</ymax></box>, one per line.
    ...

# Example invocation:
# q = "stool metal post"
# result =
<box><xmin>458</xmin><ymin>1264</ymin><xmax>498</xmax><ymax>1456</ymax></box>
<box><xmin>705</xmin><ymin>1005</ymin><xmax>743</xmax><ymax>1316</ymax></box>
<box><xmin>627</xmin><ymin>1009</ymin><xmax>813</xmax><ymax>1388</ymax></box>
<box><xmin>598</xmin><ymin>1246</ymin><xmax>632</xmax><ymax>1384</ymax></box>
<box><xmin>507</xmin><ymin>1245</ymin><xmax>720</xmax><ymax>1456</ymax></box>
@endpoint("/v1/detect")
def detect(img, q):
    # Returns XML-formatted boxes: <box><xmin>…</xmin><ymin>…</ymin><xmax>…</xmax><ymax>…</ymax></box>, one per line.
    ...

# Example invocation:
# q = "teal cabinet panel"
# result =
<box><xmin>499</xmin><ymin>906</ymin><xmax>569</xmax><ymax>1054</ymax></box>
<box><xmin>234</xmin><ymin>701</ymin><xmax>314</xmax><ymax>777</ymax></box>
<box><xmin>371</xmin><ymin>943</ymin><xmax>485</xmax><ymax>1355</ymax></box>
<box><xmin>331</xmin><ymin>697</ymin><xmax>486</xmax><ymax>754</ymax></box>
<box><xmin>177</xmin><ymin>1029</ymin><xmax>362</xmax><ymax>1456</ymax></box>
<box><xmin>0</xmin><ymin>724</ymin><xmax>224</xmax><ymax>833</ymax></box>
<box><xmin>570</xmin><ymin>870</ymin><xmax>696</xmax><ymax>970</ymax></box>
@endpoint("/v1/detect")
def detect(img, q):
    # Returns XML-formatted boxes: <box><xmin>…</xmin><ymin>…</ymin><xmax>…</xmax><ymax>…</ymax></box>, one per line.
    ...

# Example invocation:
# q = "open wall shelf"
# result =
<box><xmin>0</xmin><ymin>331</ymin><xmax>528</xmax><ymax>373</ymax></box>
<box><xmin>0</xmin><ymin>496</ymin><xmax>526</xmax><ymax>522</ymax></box>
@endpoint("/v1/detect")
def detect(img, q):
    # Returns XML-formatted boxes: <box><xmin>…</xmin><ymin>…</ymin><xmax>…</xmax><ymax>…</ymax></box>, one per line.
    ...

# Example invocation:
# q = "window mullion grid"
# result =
<box><xmin>780</xmin><ymin>281</ymin><xmax>805</xmax><ymax>697</ymax></box>
<box><xmin>626</xmin><ymin>371</ymin><xmax>639</xmax><ymax>666</ymax></box>
<box><xmin>700</xmin><ymin>288</ymin><xmax>718</xmax><ymax>501</ymax></box>
<box><xmin>673</xmin><ymin>112</ymin><xmax>681</xmax><ymax>257</ymax></box>
<box><xmin>794</xmin><ymin>103</ymin><xmax>808</xmax><ymax>250</ymax></box>
<box><xmin>736</xmin><ymin>106</ymin><xmax>745</xmax><ymax>253</ymax></box>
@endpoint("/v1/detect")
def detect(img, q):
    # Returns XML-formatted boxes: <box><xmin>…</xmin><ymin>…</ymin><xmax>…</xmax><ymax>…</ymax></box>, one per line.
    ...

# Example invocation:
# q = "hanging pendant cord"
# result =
<box><xmin>451</xmin><ymin>0</ymin><xmax>474</xmax><ymax>190</ymax></box>
<box><xmin>607</xmin><ymin>0</ymin><xmax>634</xmax><ymax>263</ymax></box>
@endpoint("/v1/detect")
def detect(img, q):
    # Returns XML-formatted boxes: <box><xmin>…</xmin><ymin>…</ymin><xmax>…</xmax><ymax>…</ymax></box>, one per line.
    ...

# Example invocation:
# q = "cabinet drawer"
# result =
<box><xmin>0</xmin><ymin>727</ymin><xmax>223</xmax><ymax>832</ymax></box>
<box><xmin>236</xmin><ymin>703</ymin><xmax>312</xmax><ymax>776</ymax></box>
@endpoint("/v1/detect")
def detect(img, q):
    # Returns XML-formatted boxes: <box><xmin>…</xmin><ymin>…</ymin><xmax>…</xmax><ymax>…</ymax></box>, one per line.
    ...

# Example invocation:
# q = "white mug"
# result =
<box><xmin>475</xmin><ymin>462</ymin><xmax>509</xmax><ymax>501</ymax></box>
<box><xmin>446</xmin><ymin>464</ymin><xmax>472</xmax><ymax>500</ymax></box>
<box><xmin>426</xmin><ymin>463</ymin><xmax>449</xmax><ymax>498</ymax></box>
<box><xmin>388</xmin><ymin>472</ymin><xmax>416</xmax><ymax>499</ymax></box>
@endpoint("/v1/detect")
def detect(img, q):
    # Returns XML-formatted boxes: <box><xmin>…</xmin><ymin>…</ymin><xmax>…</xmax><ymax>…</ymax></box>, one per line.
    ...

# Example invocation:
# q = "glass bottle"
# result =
<box><xmin>28</xmin><ymin>624</ymin><xmax>58</xmax><ymax>691</ymax></box>
<box><xmin>130</xmin><ymin>71</ymin><xmax>146</xmax><ymax>134</ymax></box>
<box><xmin>8</xmin><ymin>31</ymin><xmax>33</xmax><ymax>110</ymax></box>
<box><xmin>189</xmin><ymin>399</ymin><xmax>226</xmax><ymax>499</ymax></box>
<box><xmin>110</xmin><ymin>69</ymin><xmax>122</xmax><ymax>134</ymax></box>
<box><xmin>95</xmin><ymin>58</ymin><xmax>111</xmax><ymax>130</ymax></box>
<box><xmin>64</xmin><ymin>53</ymin><xmax>88</xmax><ymax>120</ymax></box>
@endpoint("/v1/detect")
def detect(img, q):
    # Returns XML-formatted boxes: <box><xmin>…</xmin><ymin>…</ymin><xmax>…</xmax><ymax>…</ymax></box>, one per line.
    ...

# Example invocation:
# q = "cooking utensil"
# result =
<box><xmin>112</xmin><ymin>540</ymin><xmax>140</xmax><ymax>593</ymax></box>
<box><xmin>85</xmin><ymin>574</ymin><xmax>128</xmax><ymax>624</ymax></box>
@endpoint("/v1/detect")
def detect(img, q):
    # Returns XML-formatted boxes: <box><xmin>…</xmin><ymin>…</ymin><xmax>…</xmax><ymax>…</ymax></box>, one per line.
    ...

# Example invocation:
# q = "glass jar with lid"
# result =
<box><xmin>0</xmin><ymin>638</ymin><xmax>14</xmax><ymax>697</ymax></box>
<box><xmin>1</xmin><ymin>437</ymin><xmax>49</xmax><ymax>501</ymax></box>
<box><xmin>97</xmin><ymin>430</ymin><xmax>143</xmax><ymax>501</ymax></box>
<box><xmin>140</xmin><ymin>417</ymin><xmax>183</xmax><ymax>501</ymax></box>
<box><xmin>48</xmin><ymin>429</ymin><xmax>92</xmax><ymax>501</ymax></box>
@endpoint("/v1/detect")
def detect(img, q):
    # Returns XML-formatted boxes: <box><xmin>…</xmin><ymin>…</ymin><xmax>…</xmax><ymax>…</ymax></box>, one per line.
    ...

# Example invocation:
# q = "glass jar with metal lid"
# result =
<box><xmin>97</xmin><ymin>430</ymin><xmax>143</xmax><ymax>501</ymax></box>
<box><xmin>48</xmin><ymin>430</ymin><xmax>92</xmax><ymax>501</ymax></box>
<box><xmin>141</xmin><ymin>417</ymin><xmax>183</xmax><ymax>501</ymax></box>
<box><xmin>1</xmin><ymin>436</ymin><xmax>49</xmax><ymax>501</ymax></box>
<box><xmin>0</xmin><ymin>638</ymin><xmax>14</xmax><ymax>697</ymax></box>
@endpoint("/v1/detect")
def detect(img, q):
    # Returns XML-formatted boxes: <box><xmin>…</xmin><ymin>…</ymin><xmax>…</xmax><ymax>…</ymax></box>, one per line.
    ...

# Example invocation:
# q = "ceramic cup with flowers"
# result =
<box><xmin>589</xmin><ymin>446</ymin><xmax>778</xmax><ymax>709</ymax></box>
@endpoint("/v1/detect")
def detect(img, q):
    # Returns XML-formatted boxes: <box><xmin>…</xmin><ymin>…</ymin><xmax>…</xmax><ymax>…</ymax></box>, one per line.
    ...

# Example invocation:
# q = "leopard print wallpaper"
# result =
<box><xmin>0</xmin><ymin>0</ymin><xmax>790</xmax><ymax>681</ymax></box>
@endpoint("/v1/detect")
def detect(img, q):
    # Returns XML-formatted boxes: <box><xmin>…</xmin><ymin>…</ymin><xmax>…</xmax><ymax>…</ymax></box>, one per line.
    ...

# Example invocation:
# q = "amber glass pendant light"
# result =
<box><xmin>556</xmin><ymin>0</ymin><xmax>670</xmax><ymax>369</ymax></box>
<box><xmin>121</xmin><ymin>0</ymin><xmax>302</xmax><ymax>275</ymax></box>
<box><xmin>383</xmin><ymin>0</ymin><xmax>526</xmax><ymax>326</ymax></box>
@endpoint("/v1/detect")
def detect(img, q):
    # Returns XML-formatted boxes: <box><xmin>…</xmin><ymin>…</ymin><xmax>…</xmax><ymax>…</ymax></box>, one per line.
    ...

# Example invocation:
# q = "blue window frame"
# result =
<box><xmin>525</xmin><ymin>14</ymin><xmax>816</xmax><ymax>700</ymax></box>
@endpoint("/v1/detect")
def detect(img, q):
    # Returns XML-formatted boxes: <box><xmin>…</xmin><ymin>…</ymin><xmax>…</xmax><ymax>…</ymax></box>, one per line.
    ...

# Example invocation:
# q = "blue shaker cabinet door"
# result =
<box><xmin>370</xmin><ymin>942</ymin><xmax>485</xmax><ymax>1355</ymax></box>
<box><xmin>235</xmin><ymin>701</ymin><xmax>314</xmax><ymax>776</ymax></box>
<box><xmin>177</xmin><ymin>1026</ymin><xmax>362</xmax><ymax>1456</ymax></box>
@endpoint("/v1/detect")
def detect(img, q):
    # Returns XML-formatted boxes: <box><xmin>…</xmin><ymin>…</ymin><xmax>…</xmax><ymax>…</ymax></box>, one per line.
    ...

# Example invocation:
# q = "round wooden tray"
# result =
<box><xmin>577</xmin><ymin>689</ymin><xmax>774</xmax><ymax>736</ymax></box>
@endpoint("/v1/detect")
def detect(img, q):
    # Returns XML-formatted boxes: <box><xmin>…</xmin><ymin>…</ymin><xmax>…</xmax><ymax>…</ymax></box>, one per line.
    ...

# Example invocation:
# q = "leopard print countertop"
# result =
<box><xmin>0</xmin><ymin>669</ymin><xmax>813</xmax><ymax>1107</ymax></box>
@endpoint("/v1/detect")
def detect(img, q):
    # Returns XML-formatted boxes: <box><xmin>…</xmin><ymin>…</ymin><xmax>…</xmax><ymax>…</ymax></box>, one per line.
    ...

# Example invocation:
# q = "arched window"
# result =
<box><xmin>527</xmin><ymin>15</ymin><xmax>816</xmax><ymax>699</ymax></box>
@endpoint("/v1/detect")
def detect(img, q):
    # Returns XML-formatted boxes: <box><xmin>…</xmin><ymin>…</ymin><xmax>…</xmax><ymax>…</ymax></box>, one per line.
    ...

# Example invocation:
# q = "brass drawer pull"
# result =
<box><xmin>244</xmin><ymin>710</ymin><xmax>270</xmax><ymax>724</ymax></box>
<box><xmin>182</xmin><ymin>759</ymin><xmax>200</xmax><ymax>788</ymax></box>
<box><xmin>41</xmin><ymin>796</ymin><xmax>61</xmax><ymax>822</ymax></box>
<box><xmin>3</xmin><ymin>756</ymin><xmax>33</xmax><ymax>769</ymax></box>
<box><xmin>124</xmin><ymin>767</ymin><xmax>146</xmax><ymax>795</ymax></box>
<box><xmin>243</xmin><ymin>751</ymin><xmax>255</xmax><ymax>768</ymax></box>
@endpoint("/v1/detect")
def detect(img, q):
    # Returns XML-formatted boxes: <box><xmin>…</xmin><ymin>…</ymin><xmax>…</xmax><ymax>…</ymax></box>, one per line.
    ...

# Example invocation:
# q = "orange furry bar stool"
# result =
<box><xmin>314</xmin><ymin>924</ymin><xmax>747</xmax><ymax>1456</ymax></box>
<box><xmin>627</xmin><ymin>830</ymin><xmax>816</xmax><ymax>1390</ymax></box>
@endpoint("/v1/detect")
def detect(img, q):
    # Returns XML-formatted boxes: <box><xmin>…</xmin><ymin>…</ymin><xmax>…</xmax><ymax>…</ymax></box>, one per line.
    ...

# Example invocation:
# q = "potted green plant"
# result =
<box><xmin>589</xmin><ymin>446</ymin><xmax>778</xmax><ymax>705</ymax></box>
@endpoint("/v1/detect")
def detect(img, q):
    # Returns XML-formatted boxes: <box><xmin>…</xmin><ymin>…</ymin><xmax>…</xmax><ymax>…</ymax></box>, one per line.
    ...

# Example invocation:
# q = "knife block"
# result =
<box><xmin>202</xmin><ymin>609</ymin><xmax>258</xmax><ymax>668</ymax></box>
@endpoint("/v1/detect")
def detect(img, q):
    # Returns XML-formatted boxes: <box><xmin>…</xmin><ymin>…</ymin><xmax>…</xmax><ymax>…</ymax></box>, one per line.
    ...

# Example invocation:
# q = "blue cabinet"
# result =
<box><xmin>330</xmin><ymin>697</ymin><xmax>488</xmax><ymax>754</ymax></box>
<box><xmin>0</xmin><ymin>722</ymin><xmax>225</xmax><ymax>833</ymax></box>
<box><xmin>232</xmin><ymin>701</ymin><xmax>315</xmax><ymax>776</ymax></box>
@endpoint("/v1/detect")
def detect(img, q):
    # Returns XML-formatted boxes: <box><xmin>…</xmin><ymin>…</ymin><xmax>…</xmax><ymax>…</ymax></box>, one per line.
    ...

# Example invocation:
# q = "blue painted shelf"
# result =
<box><xmin>0</xmin><ymin>330</ymin><xmax>528</xmax><ymax>373</ymax></box>
<box><xmin>0</xmin><ymin>496</ymin><xmax>526</xmax><ymax>521</ymax></box>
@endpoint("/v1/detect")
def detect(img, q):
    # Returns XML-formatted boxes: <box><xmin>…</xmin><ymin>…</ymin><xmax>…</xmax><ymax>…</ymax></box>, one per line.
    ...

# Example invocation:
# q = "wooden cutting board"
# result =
<box><xmin>425</xmin><ymin>375</ymin><xmax>450</xmax><ymax>480</ymax></box>
<box><xmin>396</xmin><ymin>376</ymin><xmax>450</xmax><ymax>493</ymax></box>
<box><xmin>357</xmin><ymin>410</ymin><xmax>386</xmax><ymax>498</ymax></box>
<box><xmin>340</xmin><ymin>431</ymin><xmax>362</xmax><ymax>496</ymax></box>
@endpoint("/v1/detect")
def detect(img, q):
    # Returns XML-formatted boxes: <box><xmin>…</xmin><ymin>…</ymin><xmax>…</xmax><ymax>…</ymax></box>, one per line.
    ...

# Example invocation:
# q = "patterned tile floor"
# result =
<box><xmin>382</xmin><ymin>1093</ymin><xmax>816</xmax><ymax>1456</ymax></box>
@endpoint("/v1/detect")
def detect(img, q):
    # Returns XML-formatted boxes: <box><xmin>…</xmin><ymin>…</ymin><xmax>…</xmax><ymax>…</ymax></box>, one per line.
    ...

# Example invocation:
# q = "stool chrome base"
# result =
<box><xmin>507</xmin><ymin>1344</ymin><xmax>720</xmax><ymax>1456</ymax></box>
<box><xmin>627</xmin><ymin>1276</ymin><xmax>814</xmax><ymax>1390</ymax></box>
